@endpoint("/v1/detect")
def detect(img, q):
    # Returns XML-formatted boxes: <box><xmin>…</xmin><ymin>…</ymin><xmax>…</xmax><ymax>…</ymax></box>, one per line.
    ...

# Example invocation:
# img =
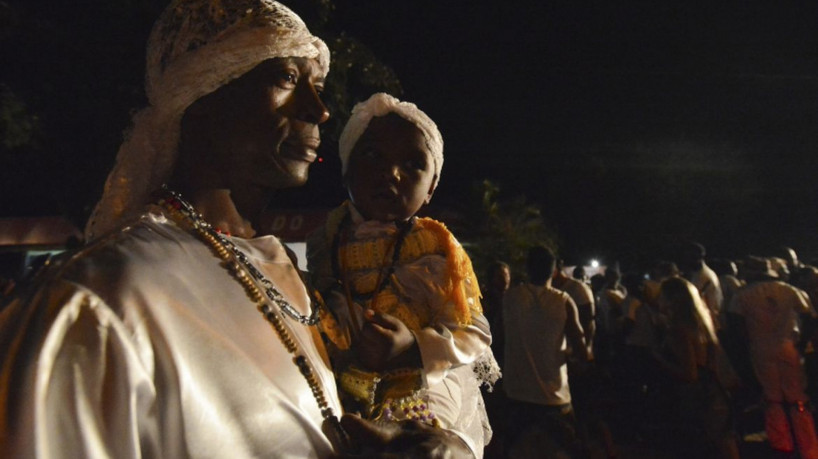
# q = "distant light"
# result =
<box><xmin>590</xmin><ymin>259</ymin><xmax>600</xmax><ymax>268</ymax></box>
<box><xmin>317</xmin><ymin>157</ymin><xmax>324</xmax><ymax>163</ymax></box>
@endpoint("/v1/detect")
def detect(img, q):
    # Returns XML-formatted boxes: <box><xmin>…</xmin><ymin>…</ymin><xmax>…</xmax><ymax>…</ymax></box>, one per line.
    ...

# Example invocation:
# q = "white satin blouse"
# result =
<box><xmin>0</xmin><ymin>209</ymin><xmax>342</xmax><ymax>458</ymax></box>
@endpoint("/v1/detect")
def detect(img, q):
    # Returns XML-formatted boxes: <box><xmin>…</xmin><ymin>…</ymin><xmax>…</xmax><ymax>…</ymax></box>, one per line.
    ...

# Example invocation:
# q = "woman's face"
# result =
<box><xmin>182</xmin><ymin>57</ymin><xmax>329</xmax><ymax>191</ymax></box>
<box><xmin>345</xmin><ymin>114</ymin><xmax>437</xmax><ymax>222</ymax></box>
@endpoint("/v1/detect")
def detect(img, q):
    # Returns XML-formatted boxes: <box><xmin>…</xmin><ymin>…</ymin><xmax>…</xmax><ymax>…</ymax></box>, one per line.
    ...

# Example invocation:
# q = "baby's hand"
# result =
<box><xmin>356</xmin><ymin>310</ymin><xmax>420</xmax><ymax>371</ymax></box>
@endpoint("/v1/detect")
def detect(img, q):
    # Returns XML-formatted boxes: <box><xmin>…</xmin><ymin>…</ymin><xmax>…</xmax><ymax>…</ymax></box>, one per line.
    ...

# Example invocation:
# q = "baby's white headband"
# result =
<box><xmin>338</xmin><ymin>93</ymin><xmax>444</xmax><ymax>190</ymax></box>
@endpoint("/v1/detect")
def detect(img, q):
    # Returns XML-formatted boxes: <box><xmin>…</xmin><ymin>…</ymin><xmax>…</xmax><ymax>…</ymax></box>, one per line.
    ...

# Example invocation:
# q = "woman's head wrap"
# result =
<box><xmin>85</xmin><ymin>0</ymin><xmax>329</xmax><ymax>240</ymax></box>
<box><xmin>338</xmin><ymin>93</ymin><xmax>444</xmax><ymax>191</ymax></box>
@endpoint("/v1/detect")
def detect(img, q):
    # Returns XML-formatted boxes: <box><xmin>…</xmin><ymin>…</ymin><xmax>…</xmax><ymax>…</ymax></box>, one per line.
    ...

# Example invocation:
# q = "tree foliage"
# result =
<box><xmin>286</xmin><ymin>0</ymin><xmax>402</xmax><ymax>145</ymax></box>
<box><xmin>450</xmin><ymin>180</ymin><xmax>561</xmax><ymax>284</ymax></box>
<box><xmin>0</xmin><ymin>84</ymin><xmax>39</xmax><ymax>150</ymax></box>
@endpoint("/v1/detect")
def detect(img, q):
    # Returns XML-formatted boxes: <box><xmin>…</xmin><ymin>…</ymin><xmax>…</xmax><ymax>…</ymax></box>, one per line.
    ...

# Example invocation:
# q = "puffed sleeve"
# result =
<box><xmin>394</xmin><ymin>266</ymin><xmax>491</xmax><ymax>384</ymax></box>
<box><xmin>393</xmin><ymin>223</ymin><xmax>492</xmax><ymax>386</ymax></box>
<box><xmin>414</xmin><ymin>313</ymin><xmax>492</xmax><ymax>386</ymax></box>
<box><xmin>0</xmin><ymin>278</ymin><xmax>185</xmax><ymax>459</ymax></box>
<box><xmin>411</xmin><ymin>275</ymin><xmax>492</xmax><ymax>386</ymax></box>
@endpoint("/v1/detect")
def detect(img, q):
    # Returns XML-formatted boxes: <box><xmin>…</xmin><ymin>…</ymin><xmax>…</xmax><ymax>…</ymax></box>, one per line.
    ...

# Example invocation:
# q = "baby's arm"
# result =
<box><xmin>355</xmin><ymin>269</ymin><xmax>492</xmax><ymax>383</ymax></box>
<box><xmin>353</xmin><ymin>307</ymin><xmax>492</xmax><ymax>386</ymax></box>
<box><xmin>357</xmin><ymin>309</ymin><xmax>422</xmax><ymax>371</ymax></box>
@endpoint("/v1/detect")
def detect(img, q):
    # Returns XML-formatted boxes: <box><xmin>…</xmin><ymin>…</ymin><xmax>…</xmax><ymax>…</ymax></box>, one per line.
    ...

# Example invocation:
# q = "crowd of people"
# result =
<box><xmin>481</xmin><ymin>242</ymin><xmax>818</xmax><ymax>459</ymax></box>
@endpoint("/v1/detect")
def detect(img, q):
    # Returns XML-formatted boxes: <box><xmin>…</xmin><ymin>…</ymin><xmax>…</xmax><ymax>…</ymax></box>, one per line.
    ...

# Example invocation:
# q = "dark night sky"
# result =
<box><xmin>2</xmin><ymin>1</ymin><xmax>817</xmax><ymax>268</ymax></box>
<box><xmin>326</xmin><ymin>2</ymin><xmax>818</xmax><ymax>266</ymax></box>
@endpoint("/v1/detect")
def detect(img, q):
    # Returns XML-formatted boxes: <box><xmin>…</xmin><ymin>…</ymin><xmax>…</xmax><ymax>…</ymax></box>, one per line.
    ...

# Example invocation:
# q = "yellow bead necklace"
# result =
<box><xmin>157</xmin><ymin>187</ymin><xmax>349</xmax><ymax>450</ymax></box>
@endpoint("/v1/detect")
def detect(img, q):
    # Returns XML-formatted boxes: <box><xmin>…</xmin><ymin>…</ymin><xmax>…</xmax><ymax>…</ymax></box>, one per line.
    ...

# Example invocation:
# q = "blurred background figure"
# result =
<box><xmin>730</xmin><ymin>256</ymin><xmax>818</xmax><ymax>459</ymax></box>
<box><xmin>481</xmin><ymin>260</ymin><xmax>512</xmax><ymax>459</ymax></box>
<box><xmin>503</xmin><ymin>246</ymin><xmax>591</xmax><ymax>458</ymax></box>
<box><xmin>711</xmin><ymin>258</ymin><xmax>744</xmax><ymax>318</ymax></box>
<box><xmin>483</xmin><ymin>260</ymin><xmax>512</xmax><ymax>366</ymax></box>
<box><xmin>554</xmin><ymin>258</ymin><xmax>596</xmax><ymax>355</ymax></box>
<box><xmin>595</xmin><ymin>265</ymin><xmax>626</xmax><ymax>366</ymax></box>
<box><xmin>653</xmin><ymin>277</ymin><xmax>740</xmax><ymax>459</ymax></box>
<box><xmin>572</xmin><ymin>265</ymin><xmax>589</xmax><ymax>284</ymax></box>
<box><xmin>678</xmin><ymin>242</ymin><xmax>724</xmax><ymax>332</ymax></box>
<box><xmin>620</xmin><ymin>271</ymin><xmax>660</xmax><ymax>391</ymax></box>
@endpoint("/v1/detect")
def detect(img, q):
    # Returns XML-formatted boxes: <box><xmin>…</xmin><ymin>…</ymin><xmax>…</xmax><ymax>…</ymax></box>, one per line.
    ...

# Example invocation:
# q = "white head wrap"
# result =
<box><xmin>339</xmin><ymin>93</ymin><xmax>444</xmax><ymax>191</ymax></box>
<box><xmin>84</xmin><ymin>0</ymin><xmax>330</xmax><ymax>240</ymax></box>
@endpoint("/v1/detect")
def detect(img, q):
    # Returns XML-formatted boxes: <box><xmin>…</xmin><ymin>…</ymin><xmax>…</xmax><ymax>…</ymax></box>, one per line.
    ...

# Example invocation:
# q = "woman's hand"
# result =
<box><xmin>356</xmin><ymin>310</ymin><xmax>421</xmax><ymax>371</ymax></box>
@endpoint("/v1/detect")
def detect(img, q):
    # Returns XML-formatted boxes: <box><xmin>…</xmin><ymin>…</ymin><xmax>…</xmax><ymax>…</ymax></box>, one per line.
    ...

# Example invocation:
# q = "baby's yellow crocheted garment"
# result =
<box><xmin>320</xmin><ymin>203</ymin><xmax>482</xmax><ymax>344</ymax></box>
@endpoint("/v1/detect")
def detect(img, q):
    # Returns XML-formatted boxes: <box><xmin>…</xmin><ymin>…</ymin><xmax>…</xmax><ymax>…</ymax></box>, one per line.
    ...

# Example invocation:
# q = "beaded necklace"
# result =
<box><xmin>157</xmin><ymin>187</ymin><xmax>349</xmax><ymax>450</ymax></box>
<box><xmin>162</xmin><ymin>188</ymin><xmax>320</xmax><ymax>325</ymax></box>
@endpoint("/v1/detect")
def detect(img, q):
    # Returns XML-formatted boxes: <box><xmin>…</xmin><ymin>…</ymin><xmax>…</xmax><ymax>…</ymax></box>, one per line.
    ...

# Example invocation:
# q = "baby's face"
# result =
<box><xmin>345</xmin><ymin>114</ymin><xmax>437</xmax><ymax>222</ymax></box>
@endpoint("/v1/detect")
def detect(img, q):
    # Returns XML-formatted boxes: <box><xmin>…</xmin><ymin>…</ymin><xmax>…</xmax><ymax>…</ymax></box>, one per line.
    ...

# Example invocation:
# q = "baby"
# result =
<box><xmin>307</xmin><ymin>93</ymin><xmax>498</xmax><ymax>454</ymax></box>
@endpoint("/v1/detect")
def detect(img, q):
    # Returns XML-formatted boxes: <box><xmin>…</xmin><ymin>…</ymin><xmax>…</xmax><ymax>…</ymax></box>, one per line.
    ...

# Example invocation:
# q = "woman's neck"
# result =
<box><xmin>185</xmin><ymin>188</ymin><xmax>257</xmax><ymax>238</ymax></box>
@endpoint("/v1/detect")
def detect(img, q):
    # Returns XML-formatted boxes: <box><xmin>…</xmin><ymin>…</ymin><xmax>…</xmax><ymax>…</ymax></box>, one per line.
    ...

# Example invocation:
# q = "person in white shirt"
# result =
<box><xmin>502</xmin><ymin>245</ymin><xmax>591</xmax><ymax>458</ymax></box>
<box><xmin>679</xmin><ymin>242</ymin><xmax>724</xmax><ymax>330</ymax></box>
<box><xmin>553</xmin><ymin>258</ymin><xmax>596</xmax><ymax>350</ymax></box>
<box><xmin>731</xmin><ymin>256</ymin><xmax>818</xmax><ymax>459</ymax></box>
